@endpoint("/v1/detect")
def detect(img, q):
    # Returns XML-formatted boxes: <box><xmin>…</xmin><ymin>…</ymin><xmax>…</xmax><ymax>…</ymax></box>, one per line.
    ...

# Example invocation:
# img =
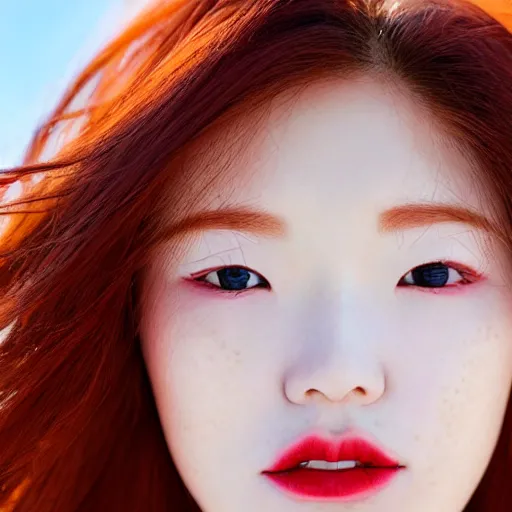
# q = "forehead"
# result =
<box><xmin>179</xmin><ymin>77</ymin><xmax>487</xmax><ymax>222</ymax></box>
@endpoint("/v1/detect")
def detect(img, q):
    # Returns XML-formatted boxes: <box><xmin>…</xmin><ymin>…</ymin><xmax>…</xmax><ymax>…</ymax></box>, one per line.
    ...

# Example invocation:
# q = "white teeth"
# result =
<box><xmin>298</xmin><ymin>460</ymin><xmax>359</xmax><ymax>470</ymax></box>
<box><xmin>337</xmin><ymin>460</ymin><xmax>359</xmax><ymax>470</ymax></box>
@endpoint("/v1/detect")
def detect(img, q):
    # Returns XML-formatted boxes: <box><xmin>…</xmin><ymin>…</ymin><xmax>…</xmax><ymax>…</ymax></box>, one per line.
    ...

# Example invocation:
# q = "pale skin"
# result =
<box><xmin>140</xmin><ymin>77</ymin><xmax>512</xmax><ymax>512</ymax></box>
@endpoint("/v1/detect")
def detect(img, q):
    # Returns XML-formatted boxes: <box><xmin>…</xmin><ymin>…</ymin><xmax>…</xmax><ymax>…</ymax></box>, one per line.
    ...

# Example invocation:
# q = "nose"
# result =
<box><xmin>283</xmin><ymin>337</ymin><xmax>386</xmax><ymax>407</ymax></box>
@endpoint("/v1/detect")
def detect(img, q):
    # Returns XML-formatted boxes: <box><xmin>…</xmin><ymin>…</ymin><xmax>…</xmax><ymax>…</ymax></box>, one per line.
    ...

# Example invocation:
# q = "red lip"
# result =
<box><xmin>262</xmin><ymin>432</ymin><xmax>405</xmax><ymax>501</ymax></box>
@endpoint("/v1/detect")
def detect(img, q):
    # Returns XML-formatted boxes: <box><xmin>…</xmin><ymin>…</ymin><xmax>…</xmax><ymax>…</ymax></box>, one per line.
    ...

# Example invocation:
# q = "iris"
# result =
<box><xmin>411</xmin><ymin>263</ymin><xmax>449</xmax><ymax>287</ymax></box>
<box><xmin>217</xmin><ymin>268</ymin><xmax>252</xmax><ymax>290</ymax></box>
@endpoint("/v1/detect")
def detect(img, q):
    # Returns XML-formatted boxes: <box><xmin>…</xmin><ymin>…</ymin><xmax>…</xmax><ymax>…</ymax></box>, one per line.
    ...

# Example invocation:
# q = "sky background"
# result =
<box><xmin>0</xmin><ymin>0</ymin><xmax>134</xmax><ymax>168</ymax></box>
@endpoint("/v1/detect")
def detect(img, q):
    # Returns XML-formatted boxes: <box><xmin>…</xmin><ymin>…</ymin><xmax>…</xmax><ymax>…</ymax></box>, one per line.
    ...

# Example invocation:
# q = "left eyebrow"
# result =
<box><xmin>378</xmin><ymin>203</ymin><xmax>496</xmax><ymax>233</ymax></box>
<box><xmin>166</xmin><ymin>207</ymin><xmax>286</xmax><ymax>238</ymax></box>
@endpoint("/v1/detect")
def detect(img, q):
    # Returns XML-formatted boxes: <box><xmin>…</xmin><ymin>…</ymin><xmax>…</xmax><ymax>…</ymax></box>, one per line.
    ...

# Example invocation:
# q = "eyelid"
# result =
<box><xmin>179</xmin><ymin>247</ymin><xmax>247</xmax><ymax>276</ymax></box>
<box><xmin>420</xmin><ymin>259</ymin><xmax>485</xmax><ymax>278</ymax></box>
<box><xmin>188</xmin><ymin>263</ymin><xmax>258</xmax><ymax>280</ymax></box>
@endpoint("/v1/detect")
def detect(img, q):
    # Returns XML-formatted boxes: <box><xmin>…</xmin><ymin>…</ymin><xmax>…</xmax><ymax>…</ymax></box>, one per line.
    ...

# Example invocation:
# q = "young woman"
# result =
<box><xmin>1</xmin><ymin>0</ymin><xmax>512</xmax><ymax>510</ymax></box>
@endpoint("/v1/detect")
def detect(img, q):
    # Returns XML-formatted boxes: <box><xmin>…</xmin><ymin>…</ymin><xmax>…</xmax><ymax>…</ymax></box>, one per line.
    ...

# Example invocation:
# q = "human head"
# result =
<box><xmin>1</xmin><ymin>1</ymin><xmax>512</xmax><ymax>511</ymax></box>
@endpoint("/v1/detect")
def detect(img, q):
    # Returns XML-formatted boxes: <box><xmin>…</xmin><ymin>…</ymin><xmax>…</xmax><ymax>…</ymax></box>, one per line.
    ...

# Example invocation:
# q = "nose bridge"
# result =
<box><xmin>283</xmin><ymin>287</ymin><xmax>386</xmax><ymax>406</ymax></box>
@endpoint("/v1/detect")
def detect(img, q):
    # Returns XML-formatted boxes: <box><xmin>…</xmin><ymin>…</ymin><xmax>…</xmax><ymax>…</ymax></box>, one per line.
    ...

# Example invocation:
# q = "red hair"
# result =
<box><xmin>1</xmin><ymin>0</ymin><xmax>512</xmax><ymax>510</ymax></box>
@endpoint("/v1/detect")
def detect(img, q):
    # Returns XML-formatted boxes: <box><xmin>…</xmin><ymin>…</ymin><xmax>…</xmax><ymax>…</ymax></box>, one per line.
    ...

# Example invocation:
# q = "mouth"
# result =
<box><xmin>270</xmin><ymin>459</ymin><xmax>401</xmax><ymax>472</ymax></box>
<box><xmin>262</xmin><ymin>432</ymin><xmax>406</xmax><ymax>501</ymax></box>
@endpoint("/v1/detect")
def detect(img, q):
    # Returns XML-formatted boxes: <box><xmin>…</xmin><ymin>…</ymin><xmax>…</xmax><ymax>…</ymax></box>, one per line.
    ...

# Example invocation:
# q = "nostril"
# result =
<box><xmin>304</xmin><ymin>388</ymin><xmax>322</xmax><ymax>399</ymax></box>
<box><xmin>353</xmin><ymin>386</ymin><xmax>366</xmax><ymax>395</ymax></box>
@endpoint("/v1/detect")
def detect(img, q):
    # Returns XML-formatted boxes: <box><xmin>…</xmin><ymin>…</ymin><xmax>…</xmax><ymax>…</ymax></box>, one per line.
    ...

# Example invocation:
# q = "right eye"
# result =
<box><xmin>397</xmin><ymin>261</ymin><xmax>481</xmax><ymax>290</ymax></box>
<box><xmin>194</xmin><ymin>266</ymin><xmax>270</xmax><ymax>293</ymax></box>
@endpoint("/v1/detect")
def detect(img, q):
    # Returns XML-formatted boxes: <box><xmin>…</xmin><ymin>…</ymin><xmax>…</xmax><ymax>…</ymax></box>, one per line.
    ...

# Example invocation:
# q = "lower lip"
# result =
<box><xmin>264</xmin><ymin>466</ymin><xmax>402</xmax><ymax>501</ymax></box>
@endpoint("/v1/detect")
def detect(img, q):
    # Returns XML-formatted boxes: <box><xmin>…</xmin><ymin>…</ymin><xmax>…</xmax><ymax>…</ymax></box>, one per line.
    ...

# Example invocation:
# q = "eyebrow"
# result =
<box><xmin>378</xmin><ymin>203</ymin><xmax>495</xmax><ymax>233</ymax></box>
<box><xmin>167</xmin><ymin>207</ymin><xmax>286</xmax><ymax>238</ymax></box>
<box><xmin>167</xmin><ymin>202</ymin><xmax>495</xmax><ymax>239</ymax></box>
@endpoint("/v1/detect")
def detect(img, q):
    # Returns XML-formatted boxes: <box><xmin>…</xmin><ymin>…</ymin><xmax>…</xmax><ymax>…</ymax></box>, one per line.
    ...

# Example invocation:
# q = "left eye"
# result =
<box><xmin>196</xmin><ymin>266</ymin><xmax>269</xmax><ymax>291</ymax></box>
<box><xmin>398</xmin><ymin>262</ymin><xmax>469</xmax><ymax>288</ymax></box>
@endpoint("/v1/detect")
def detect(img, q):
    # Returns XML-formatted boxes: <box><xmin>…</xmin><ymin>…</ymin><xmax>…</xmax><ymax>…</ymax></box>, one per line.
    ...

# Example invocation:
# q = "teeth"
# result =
<box><xmin>337</xmin><ymin>460</ymin><xmax>360</xmax><ymax>469</ymax></box>
<box><xmin>298</xmin><ymin>460</ymin><xmax>359</xmax><ymax>470</ymax></box>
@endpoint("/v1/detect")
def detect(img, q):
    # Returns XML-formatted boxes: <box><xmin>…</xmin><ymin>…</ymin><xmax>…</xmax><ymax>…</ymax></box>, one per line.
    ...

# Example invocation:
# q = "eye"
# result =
<box><xmin>194</xmin><ymin>266</ymin><xmax>270</xmax><ymax>292</ymax></box>
<box><xmin>398</xmin><ymin>261</ymin><xmax>480</xmax><ymax>289</ymax></box>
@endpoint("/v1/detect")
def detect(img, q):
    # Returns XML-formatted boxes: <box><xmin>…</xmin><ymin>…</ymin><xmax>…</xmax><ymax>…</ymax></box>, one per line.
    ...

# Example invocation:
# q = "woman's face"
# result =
<box><xmin>140</xmin><ymin>78</ymin><xmax>512</xmax><ymax>512</ymax></box>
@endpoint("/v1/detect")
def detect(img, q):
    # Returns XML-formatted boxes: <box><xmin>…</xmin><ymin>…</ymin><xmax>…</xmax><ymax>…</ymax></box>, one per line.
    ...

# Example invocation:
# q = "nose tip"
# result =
<box><xmin>315</xmin><ymin>385</ymin><xmax>371</xmax><ymax>404</ymax></box>
<box><xmin>298</xmin><ymin>384</ymin><xmax>381</xmax><ymax>406</ymax></box>
<box><xmin>284</xmin><ymin>362</ymin><xmax>386</xmax><ymax>407</ymax></box>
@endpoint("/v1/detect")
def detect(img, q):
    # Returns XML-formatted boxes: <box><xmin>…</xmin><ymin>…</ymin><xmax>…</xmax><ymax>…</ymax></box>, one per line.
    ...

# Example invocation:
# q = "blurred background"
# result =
<box><xmin>0</xmin><ymin>0</ymin><xmax>150</xmax><ymax>168</ymax></box>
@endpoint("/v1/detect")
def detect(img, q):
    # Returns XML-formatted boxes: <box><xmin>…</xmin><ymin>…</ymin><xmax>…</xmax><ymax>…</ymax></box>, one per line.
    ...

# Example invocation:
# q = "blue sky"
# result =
<box><xmin>0</xmin><ymin>0</ymin><xmax>121</xmax><ymax>167</ymax></box>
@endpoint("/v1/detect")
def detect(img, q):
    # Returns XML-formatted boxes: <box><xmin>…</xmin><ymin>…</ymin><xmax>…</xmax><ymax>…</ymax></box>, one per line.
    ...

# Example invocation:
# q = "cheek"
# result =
<box><xmin>433</xmin><ymin>327</ymin><xmax>512</xmax><ymax>500</ymax></box>
<box><xmin>433</xmin><ymin>328</ymin><xmax>511</xmax><ymax>448</ymax></box>
<box><xmin>140</xmin><ymin>279</ymin><xmax>274</xmax><ymax>441</ymax></box>
<box><xmin>391</xmin><ymin>314</ymin><xmax>512</xmax><ymax>501</ymax></box>
<box><xmin>139</xmin><ymin>278</ymin><xmax>287</xmax><ymax>502</ymax></box>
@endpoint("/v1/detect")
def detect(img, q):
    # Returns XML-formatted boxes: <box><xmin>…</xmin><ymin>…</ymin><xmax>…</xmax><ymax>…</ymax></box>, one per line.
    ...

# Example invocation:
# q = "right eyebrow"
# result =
<box><xmin>165</xmin><ymin>207</ymin><xmax>286</xmax><ymax>238</ymax></box>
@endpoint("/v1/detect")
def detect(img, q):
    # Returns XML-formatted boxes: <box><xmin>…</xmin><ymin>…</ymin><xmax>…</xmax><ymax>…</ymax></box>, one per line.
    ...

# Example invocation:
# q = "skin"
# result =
<box><xmin>140</xmin><ymin>77</ymin><xmax>512</xmax><ymax>512</ymax></box>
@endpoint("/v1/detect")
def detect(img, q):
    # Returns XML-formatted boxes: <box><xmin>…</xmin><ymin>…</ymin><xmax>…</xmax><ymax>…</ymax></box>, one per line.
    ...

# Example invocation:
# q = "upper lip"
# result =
<box><xmin>263</xmin><ymin>431</ymin><xmax>403</xmax><ymax>473</ymax></box>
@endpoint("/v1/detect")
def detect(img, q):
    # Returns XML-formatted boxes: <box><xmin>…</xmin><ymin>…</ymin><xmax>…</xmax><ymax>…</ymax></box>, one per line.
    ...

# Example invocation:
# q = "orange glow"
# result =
<box><xmin>470</xmin><ymin>0</ymin><xmax>512</xmax><ymax>30</ymax></box>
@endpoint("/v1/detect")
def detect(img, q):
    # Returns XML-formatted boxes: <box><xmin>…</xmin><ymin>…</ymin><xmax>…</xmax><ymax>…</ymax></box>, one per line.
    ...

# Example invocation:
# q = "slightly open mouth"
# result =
<box><xmin>264</xmin><ymin>460</ymin><xmax>404</xmax><ymax>475</ymax></box>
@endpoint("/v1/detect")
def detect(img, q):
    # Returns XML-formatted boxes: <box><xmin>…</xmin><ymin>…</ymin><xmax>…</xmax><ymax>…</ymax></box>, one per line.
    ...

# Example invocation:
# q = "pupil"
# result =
<box><xmin>217</xmin><ymin>268</ymin><xmax>251</xmax><ymax>290</ymax></box>
<box><xmin>412</xmin><ymin>263</ymin><xmax>449</xmax><ymax>287</ymax></box>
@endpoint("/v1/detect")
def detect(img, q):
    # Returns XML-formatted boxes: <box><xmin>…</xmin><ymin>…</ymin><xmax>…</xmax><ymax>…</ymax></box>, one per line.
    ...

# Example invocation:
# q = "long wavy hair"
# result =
<box><xmin>1</xmin><ymin>0</ymin><xmax>512</xmax><ymax>510</ymax></box>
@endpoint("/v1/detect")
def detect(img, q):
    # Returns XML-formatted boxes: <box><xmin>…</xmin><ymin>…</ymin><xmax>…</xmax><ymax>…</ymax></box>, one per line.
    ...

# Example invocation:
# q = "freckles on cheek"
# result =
<box><xmin>145</xmin><ymin>276</ymin><xmax>270</xmax><ymax>399</ymax></box>
<box><xmin>436</xmin><ymin>327</ymin><xmax>512</xmax><ymax>443</ymax></box>
<box><xmin>148</xmin><ymin>281</ymin><xmax>245</xmax><ymax>368</ymax></box>
<box><xmin>141</xmin><ymin>274</ymin><xmax>260</xmax><ymax>442</ymax></box>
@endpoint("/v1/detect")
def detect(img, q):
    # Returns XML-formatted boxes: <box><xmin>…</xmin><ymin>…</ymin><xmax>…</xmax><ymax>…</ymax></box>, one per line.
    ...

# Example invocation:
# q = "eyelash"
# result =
<box><xmin>188</xmin><ymin>260</ymin><xmax>483</xmax><ymax>296</ymax></box>
<box><xmin>397</xmin><ymin>260</ymin><xmax>483</xmax><ymax>292</ymax></box>
<box><xmin>188</xmin><ymin>265</ymin><xmax>269</xmax><ymax>297</ymax></box>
